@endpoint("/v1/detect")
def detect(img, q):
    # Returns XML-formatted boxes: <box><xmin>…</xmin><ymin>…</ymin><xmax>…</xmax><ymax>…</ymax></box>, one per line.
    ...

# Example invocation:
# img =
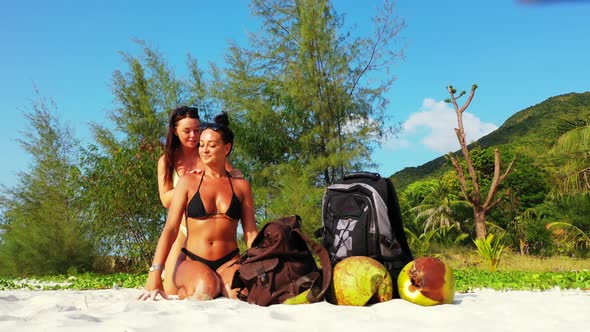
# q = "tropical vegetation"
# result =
<box><xmin>0</xmin><ymin>0</ymin><xmax>588</xmax><ymax>280</ymax></box>
<box><xmin>0</xmin><ymin>0</ymin><xmax>406</xmax><ymax>275</ymax></box>
<box><xmin>394</xmin><ymin>91</ymin><xmax>590</xmax><ymax>262</ymax></box>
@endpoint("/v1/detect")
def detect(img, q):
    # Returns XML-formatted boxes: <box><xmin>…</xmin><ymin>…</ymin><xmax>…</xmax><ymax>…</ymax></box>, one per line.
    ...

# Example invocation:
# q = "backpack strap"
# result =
<box><xmin>343</xmin><ymin>172</ymin><xmax>381</xmax><ymax>181</ymax></box>
<box><xmin>384</xmin><ymin>178</ymin><xmax>413</xmax><ymax>262</ymax></box>
<box><xmin>293</xmin><ymin>228</ymin><xmax>332</xmax><ymax>303</ymax></box>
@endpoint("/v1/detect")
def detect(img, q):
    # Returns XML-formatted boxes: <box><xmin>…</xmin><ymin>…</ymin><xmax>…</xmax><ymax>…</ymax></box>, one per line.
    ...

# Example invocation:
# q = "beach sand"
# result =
<box><xmin>1</xmin><ymin>288</ymin><xmax>588</xmax><ymax>331</ymax></box>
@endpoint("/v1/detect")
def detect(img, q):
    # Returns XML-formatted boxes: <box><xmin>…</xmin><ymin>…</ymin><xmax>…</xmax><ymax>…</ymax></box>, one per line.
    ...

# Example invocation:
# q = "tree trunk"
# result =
<box><xmin>474</xmin><ymin>208</ymin><xmax>487</xmax><ymax>239</ymax></box>
<box><xmin>518</xmin><ymin>239</ymin><xmax>528</xmax><ymax>256</ymax></box>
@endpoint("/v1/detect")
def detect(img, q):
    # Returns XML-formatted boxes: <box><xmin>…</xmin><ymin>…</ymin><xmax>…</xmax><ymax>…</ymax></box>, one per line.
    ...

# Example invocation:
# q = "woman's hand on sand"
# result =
<box><xmin>138</xmin><ymin>276</ymin><xmax>169</xmax><ymax>301</ymax></box>
<box><xmin>137</xmin><ymin>288</ymin><xmax>170</xmax><ymax>301</ymax></box>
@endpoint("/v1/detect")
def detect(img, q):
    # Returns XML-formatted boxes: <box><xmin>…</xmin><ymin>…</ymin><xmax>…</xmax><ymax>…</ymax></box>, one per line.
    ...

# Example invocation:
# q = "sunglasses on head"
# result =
<box><xmin>200</xmin><ymin>122</ymin><xmax>223</xmax><ymax>131</ymax></box>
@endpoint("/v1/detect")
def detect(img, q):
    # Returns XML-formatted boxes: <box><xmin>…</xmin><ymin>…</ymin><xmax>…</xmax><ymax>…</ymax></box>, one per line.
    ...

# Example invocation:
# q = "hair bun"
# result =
<box><xmin>214</xmin><ymin>112</ymin><xmax>230</xmax><ymax>127</ymax></box>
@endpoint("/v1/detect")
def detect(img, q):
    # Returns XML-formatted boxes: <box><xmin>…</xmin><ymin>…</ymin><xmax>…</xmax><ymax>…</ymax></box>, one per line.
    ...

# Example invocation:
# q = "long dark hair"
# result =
<box><xmin>164</xmin><ymin>106</ymin><xmax>200</xmax><ymax>185</ymax></box>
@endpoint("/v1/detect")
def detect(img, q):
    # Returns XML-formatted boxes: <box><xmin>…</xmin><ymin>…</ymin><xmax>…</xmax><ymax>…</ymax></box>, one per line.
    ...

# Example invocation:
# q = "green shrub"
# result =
<box><xmin>474</xmin><ymin>233</ymin><xmax>508</xmax><ymax>271</ymax></box>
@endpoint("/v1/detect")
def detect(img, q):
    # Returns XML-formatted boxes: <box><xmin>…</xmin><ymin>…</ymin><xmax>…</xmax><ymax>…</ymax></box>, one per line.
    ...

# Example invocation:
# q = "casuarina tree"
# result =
<box><xmin>213</xmin><ymin>0</ymin><xmax>406</xmax><ymax>225</ymax></box>
<box><xmin>0</xmin><ymin>92</ymin><xmax>94</xmax><ymax>275</ymax></box>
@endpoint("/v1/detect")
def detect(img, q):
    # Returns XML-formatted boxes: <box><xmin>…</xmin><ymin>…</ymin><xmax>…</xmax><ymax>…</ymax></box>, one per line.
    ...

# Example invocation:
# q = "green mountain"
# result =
<box><xmin>391</xmin><ymin>91</ymin><xmax>590</xmax><ymax>189</ymax></box>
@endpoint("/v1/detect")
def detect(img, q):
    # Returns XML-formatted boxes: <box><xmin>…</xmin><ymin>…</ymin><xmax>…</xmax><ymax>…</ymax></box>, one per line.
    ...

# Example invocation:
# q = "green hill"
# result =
<box><xmin>391</xmin><ymin>91</ymin><xmax>590</xmax><ymax>189</ymax></box>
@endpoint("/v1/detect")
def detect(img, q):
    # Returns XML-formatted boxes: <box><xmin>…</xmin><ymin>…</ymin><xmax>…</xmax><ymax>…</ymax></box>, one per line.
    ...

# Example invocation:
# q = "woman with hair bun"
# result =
<box><xmin>142</xmin><ymin>112</ymin><xmax>257</xmax><ymax>300</ymax></box>
<box><xmin>157</xmin><ymin>107</ymin><xmax>243</xmax><ymax>296</ymax></box>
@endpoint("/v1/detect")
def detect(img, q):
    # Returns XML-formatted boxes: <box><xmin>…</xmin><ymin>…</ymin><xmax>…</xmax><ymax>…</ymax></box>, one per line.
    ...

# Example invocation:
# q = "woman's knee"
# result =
<box><xmin>176</xmin><ymin>261</ymin><xmax>221</xmax><ymax>300</ymax></box>
<box><xmin>184</xmin><ymin>277</ymin><xmax>221</xmax><ymax>300</ymax></box>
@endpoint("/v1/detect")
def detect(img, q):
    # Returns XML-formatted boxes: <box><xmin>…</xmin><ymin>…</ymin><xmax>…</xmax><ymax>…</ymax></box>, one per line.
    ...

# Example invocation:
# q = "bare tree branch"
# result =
<box><xmin>446</xmin><ymin>84</ymin><xmax>514</xmax><ymax>239</ymax></box>
<box><xmin>449</xmin><ymin>85</ymin><xmax>480</xmax><ymax>203</ymax></box>
<box><xmin>448</xmin><ymin>153</ymin><xmax>472</xmax><ymax>203</ymax></box>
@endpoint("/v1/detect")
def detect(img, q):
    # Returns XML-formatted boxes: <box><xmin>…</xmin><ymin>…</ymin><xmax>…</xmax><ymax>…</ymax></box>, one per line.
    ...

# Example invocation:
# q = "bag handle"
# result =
<box><xmin>293</xmin><ymin>228</ymin><xmax>332</xmax><ymax>303</ymax></box>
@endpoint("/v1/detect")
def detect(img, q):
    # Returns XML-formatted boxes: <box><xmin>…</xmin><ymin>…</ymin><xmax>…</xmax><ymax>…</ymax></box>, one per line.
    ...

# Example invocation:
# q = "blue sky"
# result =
<box><xmin>1</xmin><ymin>0</ymin><xmax>589</xmax><ymax>189</ymax></box>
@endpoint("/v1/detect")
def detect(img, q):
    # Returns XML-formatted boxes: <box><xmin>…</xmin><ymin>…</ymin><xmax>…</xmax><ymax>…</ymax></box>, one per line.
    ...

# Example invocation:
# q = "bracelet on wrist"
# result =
<box><xmin>149</xmin><ymin>264</ymin><xmax>164</xmax><ymax>272</ymax></box>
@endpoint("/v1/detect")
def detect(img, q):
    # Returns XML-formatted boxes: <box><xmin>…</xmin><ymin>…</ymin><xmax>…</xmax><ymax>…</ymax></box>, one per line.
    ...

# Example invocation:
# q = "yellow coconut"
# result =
<box><xmin>328</xmin><ymin>256</ymin><xmax>393</xmax><ymax>306</ymax></box>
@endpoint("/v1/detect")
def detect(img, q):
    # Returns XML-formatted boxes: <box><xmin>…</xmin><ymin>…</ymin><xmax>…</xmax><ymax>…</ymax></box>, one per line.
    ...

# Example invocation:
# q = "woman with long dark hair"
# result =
<box><xmin>157</xmin><ymin>107</ymin><xmax>243</xmax><ymax>295</ymax></box>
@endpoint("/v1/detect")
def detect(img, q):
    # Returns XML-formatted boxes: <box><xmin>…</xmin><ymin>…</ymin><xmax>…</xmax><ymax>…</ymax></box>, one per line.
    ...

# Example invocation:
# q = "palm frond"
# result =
<box><xmin>546</xmin><ymin>222</ymin><xmax>590</xmax><ymax>251</ymax></box>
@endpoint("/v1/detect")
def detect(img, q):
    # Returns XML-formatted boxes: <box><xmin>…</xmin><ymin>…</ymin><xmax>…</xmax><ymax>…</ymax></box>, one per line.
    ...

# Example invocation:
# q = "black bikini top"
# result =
<box><xmin>186</xmin><ymin>171</ymin><xmax>242</xmax><ymax>221</ymax></box>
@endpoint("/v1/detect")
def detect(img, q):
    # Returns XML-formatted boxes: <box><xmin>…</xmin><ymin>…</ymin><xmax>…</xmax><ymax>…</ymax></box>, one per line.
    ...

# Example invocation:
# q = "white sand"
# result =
<box><xmin>1</xmin><ymin>288</ymin><xmax>588</xmax><ymax>332</ymax></box>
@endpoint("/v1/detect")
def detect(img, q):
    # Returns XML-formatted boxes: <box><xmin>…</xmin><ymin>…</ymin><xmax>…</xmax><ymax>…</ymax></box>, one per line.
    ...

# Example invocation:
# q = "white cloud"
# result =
<box><xmin>392</xmin><ymin>98</ymin><xmax>498</xmax><ymax>153</ymax></box>
<box><xmin>383</xmin><ymin>137</ymin><xmax>410</xmax><ymax>150</ymax></box>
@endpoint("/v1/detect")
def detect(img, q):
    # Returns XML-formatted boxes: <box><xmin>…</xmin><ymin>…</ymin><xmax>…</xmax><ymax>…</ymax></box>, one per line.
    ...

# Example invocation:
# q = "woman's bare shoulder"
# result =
<box><xmin>232</xmin><ymin>178</ymin><xmax>252</xmax><ymax>193</ymax></box>
<box><xmin>157</xmin><ymin>154</ymin><xmax>167</xmax><ymax>167</ymax></box>
<box><xmin>157</xmin><ymin>155</ymin><xmax>168</xmax><ymax>179</ymax></box>
<box><xmin>231</xmin><ymin>176</ymin><xmax>249</xmax><ymax>184</ymax></box>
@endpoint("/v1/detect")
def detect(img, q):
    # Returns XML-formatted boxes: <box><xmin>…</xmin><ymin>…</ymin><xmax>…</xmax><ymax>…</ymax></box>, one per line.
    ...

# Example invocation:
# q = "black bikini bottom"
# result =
<box><xmin>181</xmin><ymin>247</ymin><xmax>240</xmax><ymax>271</ymax></box>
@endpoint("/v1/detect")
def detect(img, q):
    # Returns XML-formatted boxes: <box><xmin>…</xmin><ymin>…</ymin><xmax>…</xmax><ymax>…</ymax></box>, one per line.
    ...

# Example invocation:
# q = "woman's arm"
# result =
<box><xmin>139</xmin><ymin>177</ymin><xmax>188</xmax><ymax>300</ymax></box>
<box><xmin>157</xmin><ymin>155</ymin><xmax>175</xmax><ymax>208</ymax></box>
<box><xmin>238</xmin><ymin>181</ymin><xmax>258</xmax><ymax>248</ymax></box>
<box><xmin>224</xmin><ymin>159</ymin><xmax>244</xmax><ymax>179</ymax></box>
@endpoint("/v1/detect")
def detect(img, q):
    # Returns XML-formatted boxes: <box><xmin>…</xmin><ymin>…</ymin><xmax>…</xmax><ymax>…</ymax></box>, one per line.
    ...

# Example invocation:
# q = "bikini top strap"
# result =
<box><xmin>226</xmin><ymin>171</ymin><xmax>236</xmax><ymax>194</ymax></box>
<box><xmin>196</xmin><ymin>170</ymin><xmax>206</xmax><ymax>192</ymax></box>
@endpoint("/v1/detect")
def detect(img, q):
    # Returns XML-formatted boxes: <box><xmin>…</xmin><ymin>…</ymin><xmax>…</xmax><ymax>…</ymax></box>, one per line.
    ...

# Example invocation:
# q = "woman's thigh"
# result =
<box><xmin>175</xmin><ymin>259</ymin><xmax>221</xmax><ymax>300</ymax></box>
<box><xmin>216</xmin><ymin>255</ymin><xmax>241</xmax><ymax>298</ymax></box>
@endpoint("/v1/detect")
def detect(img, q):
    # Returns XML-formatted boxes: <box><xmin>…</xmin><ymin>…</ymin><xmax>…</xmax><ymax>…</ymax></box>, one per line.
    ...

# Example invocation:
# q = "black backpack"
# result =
<box><xmin>231</xmin><ymin>215</ymin><xmax>332</xmax><ymax>306</ymax></box>
<box><xmin>317</xmin><ymin>172</ymin><xmax>413</xmax><ymax>292</ymax></box>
